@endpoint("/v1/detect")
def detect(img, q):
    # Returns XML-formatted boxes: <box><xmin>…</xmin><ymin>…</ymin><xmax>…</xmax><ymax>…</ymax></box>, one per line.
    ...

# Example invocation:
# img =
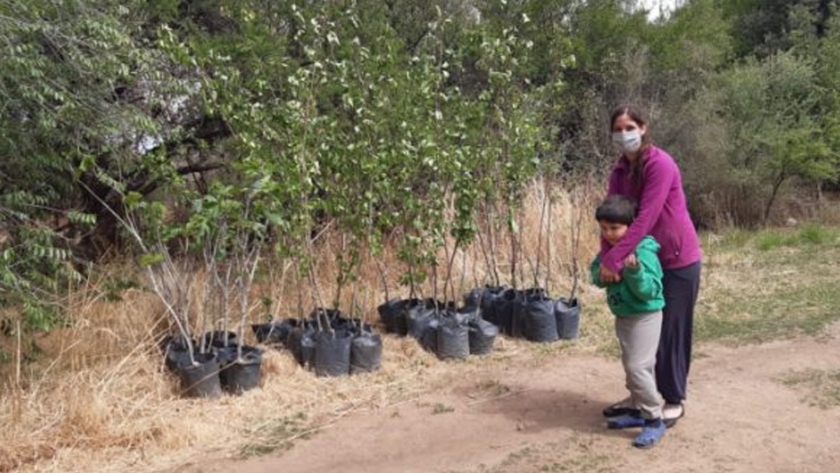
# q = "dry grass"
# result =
<box><xmin>0</xmin><ymin>181</ymin><xmax>612</xmax><ymax>473</ymax></box>
<box><xmin>695</xmin><ymin>224</ymin><xmax>840</xmax><ymax>345</ymax></box>
<box><xmin>0</xmin><ymin>298</ymin><xmax>476</xmax><ymax>473</ymax></box>
<box><xmin>779</xmin><ymin>368</ymin><xmax>840</xmax><ymax>409</ymax></box>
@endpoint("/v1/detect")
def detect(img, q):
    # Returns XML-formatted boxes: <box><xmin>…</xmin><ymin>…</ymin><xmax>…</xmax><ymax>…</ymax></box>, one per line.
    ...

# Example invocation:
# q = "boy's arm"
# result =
<box><xmin>590</xmin><ymin>256</ymin><xmax>607</xmax><ymax>288</ymax></box>
<box><xmin>622</xmin><ymin>250</ymin><xmax>663</xmax><ymax>301</ymax></box>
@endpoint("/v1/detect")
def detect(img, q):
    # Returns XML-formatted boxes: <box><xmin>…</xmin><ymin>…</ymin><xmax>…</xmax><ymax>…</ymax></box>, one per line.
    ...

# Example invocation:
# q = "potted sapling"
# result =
<box><xmin>555</xmin><ymin>185</ymin><xmax>583</xmax><ymax>340</ymax></box>
<box><xmin>117</xmin><ymin>191</ymin><xmax>223</xmax><ymax>399</ymax></box>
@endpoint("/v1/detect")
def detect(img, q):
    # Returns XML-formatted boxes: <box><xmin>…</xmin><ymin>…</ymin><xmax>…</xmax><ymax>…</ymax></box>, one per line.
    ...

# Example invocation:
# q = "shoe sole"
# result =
<box><xmin>608</xmin><ymin>420</ymin><xmax>645</xmax><ymax>430</ymax></box>
<box><xmin>602</xmin><ymin>407</ymin><xmax>641</xmax><ymax>418</ymax></box>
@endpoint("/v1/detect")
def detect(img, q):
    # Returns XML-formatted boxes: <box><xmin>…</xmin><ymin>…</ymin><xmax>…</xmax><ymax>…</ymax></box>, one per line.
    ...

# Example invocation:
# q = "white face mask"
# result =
<box><xmin>612</xmin><ymin>130</ymin><xmax>643</xmax><ymax>154</ymax></box>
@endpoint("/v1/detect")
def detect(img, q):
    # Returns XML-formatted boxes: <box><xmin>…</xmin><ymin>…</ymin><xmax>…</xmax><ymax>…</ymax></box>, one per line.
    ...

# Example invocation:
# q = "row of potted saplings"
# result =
<box><xmin>465</xmin><ymin>285</ymin><xmax>581</xmax><ymax>342</ymax></box>
<box><xmin>377</xmin><ymin>298</ymin><xmax>498</xmax><ymax>359</ymax></box>
<box><xmin>162</xmin><ymin>308</ymin><xmax>383</xmax><ymax>398</ymax></box>
<box><xmin>160</xmin><ymin>297</ymin><xmax>497</xmax><ymax>399</ymax></box>
<box><xmin>253</xmin><ymin>308</ymin><xmax>383</xmax><ymax>377</ymax></box>
<box><xmin>250</xmin><ymin>300</ymin><xmax>497</xmax><ymax>383</ymax></box>
<box><xmin>254</xmin><ymin>300</ymin><xmax>499</xmax><ymax>377</ymax></box>
<box><xmin>161</xmin><ymin>286</ymin><xmax>579</xmax><ymax>398</ymax></box>
<box><xmin>376</xmin><ymin>285</ymin><xmax>581</xmax><ymax>356</ymax></box>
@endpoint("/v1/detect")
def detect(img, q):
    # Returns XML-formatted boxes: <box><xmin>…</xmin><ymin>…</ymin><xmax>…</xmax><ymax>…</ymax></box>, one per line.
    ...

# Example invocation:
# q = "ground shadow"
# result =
<box><xmin>474</xmin><ymin>387</ymin><xmax>635</xmax><ymax>441</ymax></box>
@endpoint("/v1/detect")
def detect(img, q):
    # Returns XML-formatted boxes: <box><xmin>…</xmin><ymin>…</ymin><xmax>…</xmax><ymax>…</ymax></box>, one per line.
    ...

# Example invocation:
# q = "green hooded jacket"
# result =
<box><xmin>590</xmin><ymin>236</ymin><xmax>665</xmax><ymax>318</ymax></box>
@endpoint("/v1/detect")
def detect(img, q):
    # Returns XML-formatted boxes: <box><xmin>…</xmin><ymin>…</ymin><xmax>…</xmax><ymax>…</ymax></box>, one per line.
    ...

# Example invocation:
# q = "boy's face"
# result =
<box><xmin>599</xmin><ymin>221</ymin><xmax>629</xmax><ymax>246</ymax></box>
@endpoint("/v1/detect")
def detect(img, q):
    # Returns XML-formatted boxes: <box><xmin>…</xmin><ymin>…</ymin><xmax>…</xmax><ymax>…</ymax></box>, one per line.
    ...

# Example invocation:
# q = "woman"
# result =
<box><xmin>598</xmin><ymin>106</ymin><xmax>702</xmax><ymax>428</ymax></box>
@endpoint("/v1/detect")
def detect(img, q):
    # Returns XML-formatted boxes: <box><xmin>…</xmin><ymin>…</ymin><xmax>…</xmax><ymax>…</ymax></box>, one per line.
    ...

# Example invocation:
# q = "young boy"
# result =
<box><xmin>591</xmin><ymin>195</ymin><xmax>666</xmax><ymax>448</ymax></box>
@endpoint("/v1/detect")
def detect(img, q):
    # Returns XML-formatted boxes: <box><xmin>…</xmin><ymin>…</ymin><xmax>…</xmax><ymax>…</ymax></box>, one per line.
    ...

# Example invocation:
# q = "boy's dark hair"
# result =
<box><xmin>595</xmin><ymin>195</ymin><xmax>638</xmax><ymax>225</ymax></box>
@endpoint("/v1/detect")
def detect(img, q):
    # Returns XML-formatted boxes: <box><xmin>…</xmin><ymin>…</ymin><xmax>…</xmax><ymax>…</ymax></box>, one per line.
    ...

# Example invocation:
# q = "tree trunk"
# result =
<box><xmin>763</xmin><ymin>173</ymin><xmax>786</xmax><ymax>226</ymax></box>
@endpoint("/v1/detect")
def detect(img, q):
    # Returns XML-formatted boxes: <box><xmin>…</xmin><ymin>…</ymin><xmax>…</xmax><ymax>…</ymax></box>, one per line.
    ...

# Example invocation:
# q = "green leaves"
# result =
<box><xmin>714</xmin><ymin>50</ymin><xmax>833</xmax><ymax>176</ymax></box>
<box><xmin>138</xmin><ymin>253</ymin><xmax>165</xmax><ymax>268</ymax></box>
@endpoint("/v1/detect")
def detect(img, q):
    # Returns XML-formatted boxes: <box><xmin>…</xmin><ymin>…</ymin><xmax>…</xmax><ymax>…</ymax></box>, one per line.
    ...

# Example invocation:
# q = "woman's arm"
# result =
<box><xmin>600</xmin><ymin>155</ymin><xmax>675</xmax><ymax>273</ymax></box>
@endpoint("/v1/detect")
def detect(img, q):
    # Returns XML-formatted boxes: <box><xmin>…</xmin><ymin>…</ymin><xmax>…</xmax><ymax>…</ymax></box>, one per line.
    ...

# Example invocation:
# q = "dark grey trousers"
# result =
<box><xmin>656</xmin><ymin>261</ymin><xmax>702</xmax><ymax>405</ymax></box>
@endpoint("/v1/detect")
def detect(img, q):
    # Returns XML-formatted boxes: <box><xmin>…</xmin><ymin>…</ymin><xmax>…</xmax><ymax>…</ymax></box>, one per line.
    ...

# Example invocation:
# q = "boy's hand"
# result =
<box><xmin>624</xmin><ymin>254</ymin><xmax>639</xmax><ymax>269</ymax></box>
<box><xmin>599</xmin><ymin>265</ymin><xmax>622</xmax><ymax>283</ymax></box>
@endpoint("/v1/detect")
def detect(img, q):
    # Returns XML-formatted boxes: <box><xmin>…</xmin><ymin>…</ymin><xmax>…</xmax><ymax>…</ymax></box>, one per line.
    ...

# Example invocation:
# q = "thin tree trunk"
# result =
<box><xmin>296</xmin><ymin>261</ymin><xmax>305</xmax><ymax>320</ymax></box>
<box><xmin>476</xmin><ymin>210</ymin><xmax>494</xmax><ymax>286</ymax></box>
<box><xmin>516</xmin><ymin>205</ymin><xmax>530</xmax><ymax>289</ymax></box>
<box><xmin>334</xmin><ymin>234</ymin><xmax>348</xmax><ymax>310</ymax></box>
<box><xmin>444</xmin><ymin>239</ymin><xmax>461</xmax><ymax>305</ymax></box>
<box><xmin>441</xmin><ymin>232</ymin><xmax>452</xmax><ymax>304</ymax></box>
<box><xmin>351</xmin><ymin>276</ymin><xmax>361</xmax><ymax>328</ymax></box>
<box><xmin>535</xmin><ymin>177</ymin><xmax>549</xmax><ymax>288</ymax></box>
<box><xmin>374</xmin><ymin>251</ymin><xmax>390</xmax><ymax>302</ymax></box>
<box><xmin>569</xmin><ymin>191</ymin><xmax>584</xmax><ymax>302</ymax></box>
<box><xmin>431</xmin><ymin>258</ymin><xmax>440</xmax><ymax>311</ymax></box>
<box><xmin>486</xmin><ymin>202</ymin><xmax>501</xmax><ymax>286</ymax></box>
<box><xmin>545</xmin><ymin>181</ymin><xmax>553</xmax><ymax>294</ymax></box>
<box><xmin>764</xmin><ymin>173</ymin><xmax>786</xmax><ymax>226</ymax></box>
<box><xmin>510</xmin><ymin>207</ymin><xmax>517</xmax><ymax>290</ymax></box>
<box><xmin>459</xmin><ymin>246</ymin><xmax>469</xmax><ymax>303</ymax></box>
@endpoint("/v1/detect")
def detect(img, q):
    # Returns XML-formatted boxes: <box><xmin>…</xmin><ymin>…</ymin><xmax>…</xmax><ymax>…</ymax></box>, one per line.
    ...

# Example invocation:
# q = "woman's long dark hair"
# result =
<box><xmin>610</xmin><ymin>105</ymin><xmax>652</xmax><ymax>188</ymax></box>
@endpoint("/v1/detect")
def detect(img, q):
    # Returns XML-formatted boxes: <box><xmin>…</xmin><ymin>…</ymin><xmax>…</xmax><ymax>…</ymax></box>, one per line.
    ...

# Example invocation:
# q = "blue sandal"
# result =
<box><xmin>607</xmin><ymin>414</ymin><xmax>645</xmax><ymax>429</ymax></box>
<box><xmin>634</xmin><ymin>419</ymin><xmax>666</xmax><ymax>448</ymax></box>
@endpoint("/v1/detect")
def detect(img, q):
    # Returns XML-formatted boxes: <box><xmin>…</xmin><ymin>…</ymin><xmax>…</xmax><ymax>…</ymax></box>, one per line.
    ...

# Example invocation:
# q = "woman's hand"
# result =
<box><xmin>624</xmin><ymin>254</ymin><xmax>639</xmax><ymax>269</ymax></box>
<box><xmin>599</xmin><ymin>265</ymin><xmax>622</xmax><ymax>284</ymax></box>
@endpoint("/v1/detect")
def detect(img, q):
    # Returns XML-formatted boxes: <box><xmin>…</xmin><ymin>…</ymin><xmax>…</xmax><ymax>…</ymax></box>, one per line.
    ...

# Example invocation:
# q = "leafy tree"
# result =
<box><xmin>721</xmin><ymin>0</ymin><xmax>837</xmax><ymax>58</ymax></box>
<box><xmin>0</xmin><ymin>0</ymin><xmax>153</xmax><ymax>329</ymax></box>
<box><xmin>691</xmin><ymin>51</ymin><xmax>838</xmax><ymax>224</ymax></box>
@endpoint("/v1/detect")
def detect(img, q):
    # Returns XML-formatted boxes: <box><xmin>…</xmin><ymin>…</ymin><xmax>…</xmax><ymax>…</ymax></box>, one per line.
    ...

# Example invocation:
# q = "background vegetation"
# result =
<box><xmin>2</xmin><ymin>0</ymin><xmax>840</xmax><ymax>335</ymax></box>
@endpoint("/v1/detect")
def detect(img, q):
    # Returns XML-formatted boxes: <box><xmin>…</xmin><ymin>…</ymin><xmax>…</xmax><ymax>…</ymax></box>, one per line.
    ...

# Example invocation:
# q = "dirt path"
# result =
<box><xmin>168</xmin><ymin>329</ymin><xmax>840</xmax><ymax>473</ymax></box>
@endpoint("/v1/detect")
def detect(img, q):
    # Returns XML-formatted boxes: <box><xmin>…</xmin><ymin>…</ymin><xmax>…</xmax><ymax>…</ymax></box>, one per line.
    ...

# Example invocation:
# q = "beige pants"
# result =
<box><xmin>615</xmin><ymin>311</ymin><xmax>664</xmax><ymax>420</ymax></box>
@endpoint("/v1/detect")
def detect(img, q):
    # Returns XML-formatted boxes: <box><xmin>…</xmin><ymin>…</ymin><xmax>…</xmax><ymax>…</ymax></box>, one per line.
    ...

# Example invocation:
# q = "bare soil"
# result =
<box><xmin>163</xmin><ymin>323</ymin><xmax>840</xmax><ymax>473</ymax></box>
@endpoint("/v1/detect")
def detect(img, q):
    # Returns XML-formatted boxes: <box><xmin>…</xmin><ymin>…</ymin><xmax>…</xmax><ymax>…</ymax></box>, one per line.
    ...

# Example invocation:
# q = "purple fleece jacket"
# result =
<box><xmin>600</xmin><ymin>145</ymin><xmax>702</xmax><ymax>273</ymax></box>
